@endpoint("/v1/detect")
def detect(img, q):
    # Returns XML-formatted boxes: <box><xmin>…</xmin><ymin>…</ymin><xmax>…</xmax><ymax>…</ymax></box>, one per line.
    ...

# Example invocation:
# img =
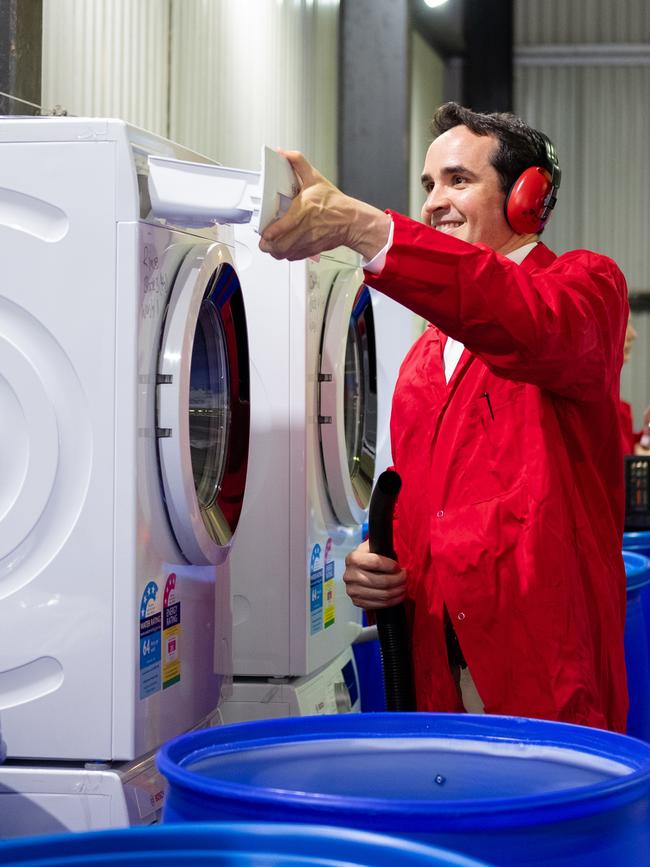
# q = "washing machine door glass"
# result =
<box><xmin>157</xmin><ymin>244</ymin><xmax>250</xmax><ymax>565</ymax></box>
<box><xmin>344</xmin><ymin>315</ymin><xmax>365</xmax><ymax>475</ymax></box>
<box><xmin>189</xmin><ymin>295</ymin><xmax>230</xmax><ymax>513</ymax></box>
<box><xmin>320</xmin><ymin>276</ymin><xmax>377</xmax><ymax>526</ymax></box>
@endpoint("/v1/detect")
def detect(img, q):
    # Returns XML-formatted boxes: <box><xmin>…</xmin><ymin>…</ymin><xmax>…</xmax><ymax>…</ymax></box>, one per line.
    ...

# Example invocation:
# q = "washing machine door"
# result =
<box><xmin>157</xmin><ymin>242</ymin><xmax>249</xmax><ymax>565</ymax></box>
<box><xmin>319</xmin><ymin>276</ymin><xmax>377</xmax><ymax>526</ymax></box>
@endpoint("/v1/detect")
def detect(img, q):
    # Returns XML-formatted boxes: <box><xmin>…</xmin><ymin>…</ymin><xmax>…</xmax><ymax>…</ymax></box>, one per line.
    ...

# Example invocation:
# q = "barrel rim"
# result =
<box><xmin>0</xmin><ymin>821</ymin><xmax>489</xmax><ymax>866</ymax></box>
<box><xmin>157</xmin><ymin>713</ymin><xmax>650</xmax><ymax>832</ymax></box>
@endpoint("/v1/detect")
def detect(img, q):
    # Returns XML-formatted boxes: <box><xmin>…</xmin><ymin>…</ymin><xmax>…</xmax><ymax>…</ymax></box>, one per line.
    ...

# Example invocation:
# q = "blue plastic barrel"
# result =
<box><xmin>623</xmin><ymin>531</ymin><xmax>650</xmax><ymax>559</ymax></box>
<box><xmin>352</xmin><ymin>611</ymin><xmax>387</xmax><ymax>712</ymax></box>
<box><xmin>623</xmin><ymin>551</ymin><xmax>650</xmax><ymax>740</ymax></box>
<box><xmin>0</xmin><ymin>822</ymin><xmax>490</xmax><ymax>866</ymax></box>
<box><xmin>158</xmin><ymin>713</ymin><xmax>650</xmax><ymax>867</ymax></box>
<box><xmin>624</xmin><ymin>532</ymin><xmax>650</xmax><ymax>646</ymax></box>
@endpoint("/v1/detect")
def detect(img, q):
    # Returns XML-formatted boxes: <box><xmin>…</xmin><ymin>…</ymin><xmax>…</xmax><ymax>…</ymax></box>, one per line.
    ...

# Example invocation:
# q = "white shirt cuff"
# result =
<box><xmin>361</xmin><ymin>219</ymin><xmax>394</xmax><ymax>275</ymax></box>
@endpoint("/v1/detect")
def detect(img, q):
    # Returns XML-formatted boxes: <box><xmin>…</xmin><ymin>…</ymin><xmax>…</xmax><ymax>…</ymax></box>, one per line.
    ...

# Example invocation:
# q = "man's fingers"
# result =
<box><xmin>260</xmin><ymin>197</ymin><xmax>305</xmax><ymax>244</ymax></box>
<box><xmin>344</xmin><ymin>549</ymin><xmax>400</xmax><ymax>574</ymax></box>
<box><xmin>276</xmin><ymin>149</ymin><xmax>317</xmax><ymax>188</ymax></box>
<box><xmin>343</xmin><ymin>566</ymin><xmax>406</xmax><ymax>604</ymax></box>
<box><xmin>346</xmin><ymin>583</ymin><xmax>406</xmax><ymax>610</ymax></box>
<box><xmin>343</xmin><ymin>567</ymin><xmax>405</xmax><ymax>592</ymax></box>
<box><xmin>342</xmin><ymin>541</ymin><xmax>406</xmax><ymax>610</ymax></box>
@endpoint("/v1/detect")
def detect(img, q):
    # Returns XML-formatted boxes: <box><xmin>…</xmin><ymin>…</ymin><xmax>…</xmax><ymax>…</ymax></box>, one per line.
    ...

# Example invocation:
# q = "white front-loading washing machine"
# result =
<box><xmin>0</xmin><ymin>117</ymin><xmax>251</xmax><ymax>832</ymax></box>
<box><xmin>220</xmin><ymin>224</ymin><xmax>380</xmax><ymax>719</ymax></box>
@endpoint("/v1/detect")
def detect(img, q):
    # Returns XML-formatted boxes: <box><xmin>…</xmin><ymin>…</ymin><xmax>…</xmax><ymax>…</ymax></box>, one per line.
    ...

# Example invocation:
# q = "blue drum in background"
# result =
<box><xmin>352</xmin><ymin>611</ymin><xmax>387</xmax><ymax>712</ymax></box>
<box><xmin>623</xmin><ymin>531</ymin><xmax>650</xmax><ymax>559</ymax></box>
<box><xmin>0</xmin><ymin>822</ymin><xmax>490</xmax><ymax>866</ymax></box>
<box><xmin>157</xmin><ymin>713</ymin><xmax>650</xmax><ymax>866</ymax></box>
<box><xmin>623</xmin><ymin>551</ymin><xmax>650</xmax><ymax>740</ymax></box>
<box><xmin>624</xmin><ymin>532</ymin><xmax>650</xmax><ymax>642</ymax></box>
<box><xmin>352</xmin><ymin>637</ymin><xmax>387</xmax><ymax>712</ymax></box>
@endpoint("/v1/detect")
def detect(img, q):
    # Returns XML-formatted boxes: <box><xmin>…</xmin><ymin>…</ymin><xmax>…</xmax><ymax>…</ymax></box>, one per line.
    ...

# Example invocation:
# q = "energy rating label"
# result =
<box><xmin>162</xmin><ymin>572</ymin><xmax>181</xmax><ymax>689</ymax></box>
<box><xmin>323</xmin><ymin>537</ymin><xmax>335</xmax><ymax>629</ymax></box>
<box><xmin>139</xmin><ymin>580</ymin><xmax>161</xmax><ymax>699</ymax></box>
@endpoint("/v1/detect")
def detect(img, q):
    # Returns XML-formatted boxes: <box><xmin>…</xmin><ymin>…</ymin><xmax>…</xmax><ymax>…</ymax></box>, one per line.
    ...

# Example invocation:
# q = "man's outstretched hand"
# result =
<box><xmin>259</xmin><ymin>150</ymin><xmax>391</xmax><ymax>262</ymax></box>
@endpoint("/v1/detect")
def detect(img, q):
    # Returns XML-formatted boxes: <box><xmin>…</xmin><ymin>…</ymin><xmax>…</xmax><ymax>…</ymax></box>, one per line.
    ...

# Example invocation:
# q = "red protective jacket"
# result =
<box><xmin>364</xmin><ymin>212</ymin><xmax>629</xmax><ymax>732</ymax></box>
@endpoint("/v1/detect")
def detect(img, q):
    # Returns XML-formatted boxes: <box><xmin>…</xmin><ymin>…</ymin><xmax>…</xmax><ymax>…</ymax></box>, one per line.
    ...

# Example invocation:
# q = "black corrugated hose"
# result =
<box><xmin>367</xmin><ymin>470</ymin><xmax>416</xmax><ymax>712</ymax></box>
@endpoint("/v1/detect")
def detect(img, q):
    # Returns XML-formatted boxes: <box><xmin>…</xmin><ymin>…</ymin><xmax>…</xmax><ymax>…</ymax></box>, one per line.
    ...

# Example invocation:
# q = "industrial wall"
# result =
<box><xmin>514</xmin><ymin>0</ymin><xmax>650</xmax><ymax>424</ymax></box>
<box><xmin>41</xmin><ymin>0</ymin><xmax>340</xmax><ymax>179</ymax></box>
<box><xmin>41</xmin><ymin>0</ymin><xmax>170</xmax><ymax>135</ymax></box>
<box><xmin>410</xmin><ymin>29</ymin><xmax>444</xmax><ymax>220</ymax></box>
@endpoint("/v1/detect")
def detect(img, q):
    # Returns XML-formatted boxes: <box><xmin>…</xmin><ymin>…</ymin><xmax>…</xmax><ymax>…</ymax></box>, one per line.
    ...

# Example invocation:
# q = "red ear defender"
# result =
<box><xmin>505</xmin><ymin>166</ymin><xmax>555</xmax><ymax>235</ymax></box>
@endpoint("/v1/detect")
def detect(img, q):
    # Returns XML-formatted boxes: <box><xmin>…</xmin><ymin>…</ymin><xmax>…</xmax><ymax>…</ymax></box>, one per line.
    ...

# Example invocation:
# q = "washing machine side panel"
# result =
<box><xmin>228</xmin><ymin>225</ymin><xmax>292</xmax><ymax>675</ymax></box>
<box><xmin>0</xmin><ymin>141</ymin><xmax>119</xmax><ymax>759</ymax></box>
<box><xmin>288</xmin><ymin>260</ymin><xmax>310</xmax><ymax>674</ymax></box>
<box><xmin>115</xmin><ymin>225</ymin><xmax>223</xmax><ymax>759</ymax></box>
<box><xmin>112</xmin><ymin>221</ymin><xmax>140</xmax><ymax>758</ymax></box>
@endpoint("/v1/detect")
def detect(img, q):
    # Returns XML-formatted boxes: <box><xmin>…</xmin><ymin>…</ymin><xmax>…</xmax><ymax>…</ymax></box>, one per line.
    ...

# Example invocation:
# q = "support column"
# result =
<box><xmin>339</xmin><ymin>0</ymin><xmax>410</xmax><ymax>213</ymax></box>
<box><xmin>462</xmin><ymin>0</ymin><xmax>513</xmax><ymax>113</ymax></box>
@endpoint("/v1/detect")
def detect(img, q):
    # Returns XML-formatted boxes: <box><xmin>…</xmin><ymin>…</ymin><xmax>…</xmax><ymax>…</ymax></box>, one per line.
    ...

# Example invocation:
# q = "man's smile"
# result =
<box><xmin>434</xmin><ymin>220</ymin><xmax>464</xmax><ymax>234</ymax></box>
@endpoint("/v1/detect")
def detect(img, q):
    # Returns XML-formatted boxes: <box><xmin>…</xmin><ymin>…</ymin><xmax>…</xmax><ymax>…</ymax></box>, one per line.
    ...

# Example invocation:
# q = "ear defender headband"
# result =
<box><xmin>504</xmin><ymin>131</ymin><xmax>561</xmax><ymax>235</ymax></box>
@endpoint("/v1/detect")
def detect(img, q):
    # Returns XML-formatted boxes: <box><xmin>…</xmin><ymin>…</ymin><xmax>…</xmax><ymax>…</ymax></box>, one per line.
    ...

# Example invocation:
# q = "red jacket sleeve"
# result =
<box><xmin>364</xmin><ymin>211</ymin><xmax>628</xmax><ymax>401</ymax></box>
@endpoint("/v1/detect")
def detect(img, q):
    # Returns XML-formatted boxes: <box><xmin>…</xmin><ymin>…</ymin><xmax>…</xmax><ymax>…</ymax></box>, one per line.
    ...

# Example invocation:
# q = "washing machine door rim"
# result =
<box><xmin>156</xmin><ymin>241</ymin><xmax>250</xmax><ymax>565</ymax></box>
<box><xmin>319</xmin><ymin>273</ymin><xmax>377</xmax><ymax>527</ymax></box>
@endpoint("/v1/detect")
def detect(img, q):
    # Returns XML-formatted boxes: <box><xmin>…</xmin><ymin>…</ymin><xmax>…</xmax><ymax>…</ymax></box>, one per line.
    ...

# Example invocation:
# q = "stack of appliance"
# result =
<box><xmin>0</xmin><ymin>118</ymin><xmax>256</xmax><ymax>835</ymax></box>
<box><xmin>0</xmin><ymin>115</ymin><xmax>420</xmax><ymax>836</ymax></box>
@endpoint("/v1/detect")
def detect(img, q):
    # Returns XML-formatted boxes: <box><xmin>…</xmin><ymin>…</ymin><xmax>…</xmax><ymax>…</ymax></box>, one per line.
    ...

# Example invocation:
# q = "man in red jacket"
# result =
<box><xmin>260</xmin><ymin>103</ymin><xmax>629</xmax><ymax>731</ymax></box>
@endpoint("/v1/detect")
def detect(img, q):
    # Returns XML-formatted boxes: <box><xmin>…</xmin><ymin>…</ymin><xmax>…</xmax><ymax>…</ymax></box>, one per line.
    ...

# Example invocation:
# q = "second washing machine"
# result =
<box><xmin>220</xmin><ymin>223</ymin><xmax>386</xmax><ymax>719</ymax></box>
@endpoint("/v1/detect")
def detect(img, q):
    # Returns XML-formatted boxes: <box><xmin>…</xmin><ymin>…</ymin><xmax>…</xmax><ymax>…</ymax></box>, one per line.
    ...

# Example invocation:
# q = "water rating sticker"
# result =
<box><xmin>139</xmin><ymin>580</ymin><xmax>161</xmax><ymax>699</ymax></box>
<box><xmin>162</xmin><ymin>572</ymin><xmax>181</xmax><ymax>690</ymax></box>
<box><xmin>323</xmin><ymin>554</ymin><xmax>335</xmax><ymax>629</ymax></box>
<box><xmin>309</xmin><ymin>543</ymin><xmax>323</xmax><ymax>635</ymax></box>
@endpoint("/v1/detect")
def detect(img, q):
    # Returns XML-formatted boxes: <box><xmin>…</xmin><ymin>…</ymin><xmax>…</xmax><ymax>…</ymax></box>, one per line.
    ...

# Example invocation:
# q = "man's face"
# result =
<box><xmin>420</xmin><ymin>125</ymin><xmax>523</xmax><ymax>253</ymax></box>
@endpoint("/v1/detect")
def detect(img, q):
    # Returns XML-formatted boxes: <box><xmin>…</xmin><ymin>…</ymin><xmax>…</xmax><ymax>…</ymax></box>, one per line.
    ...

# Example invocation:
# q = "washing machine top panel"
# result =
<box><xmin>0</xmin><ymin>117</ymin><xmax>221</xmax><ymax>225</ymax></box>
<box><xmin>0</xmin><ymin>117</ymin><xmax>256</xmax><ymax>241</ymax></box>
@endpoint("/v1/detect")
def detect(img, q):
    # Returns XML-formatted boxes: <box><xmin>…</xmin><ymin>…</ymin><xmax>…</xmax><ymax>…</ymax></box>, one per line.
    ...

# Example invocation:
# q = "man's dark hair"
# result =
<box><xmin>431</xmin><ymin>102</ymin><xmax>554</xmax><ymax>195</ymax></box>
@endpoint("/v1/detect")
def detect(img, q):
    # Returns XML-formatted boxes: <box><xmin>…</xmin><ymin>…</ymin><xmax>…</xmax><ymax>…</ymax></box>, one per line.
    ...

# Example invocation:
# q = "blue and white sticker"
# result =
<box><xmin>139</xmin><ymin>580</ymin><xmax>162</xmax><ymax>699</ymax></box>
<box><xmin>309</xmin><ymin>543</ymin><xmax>323</xmax><ymax>635</ymax></box>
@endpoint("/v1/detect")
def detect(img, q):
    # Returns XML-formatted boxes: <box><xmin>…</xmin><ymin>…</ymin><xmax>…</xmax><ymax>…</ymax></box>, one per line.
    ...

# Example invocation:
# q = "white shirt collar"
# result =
<box><xmin>506</xmin><ymin>240</ymin><xmax>538</xmax><ymax>265</ymax></box>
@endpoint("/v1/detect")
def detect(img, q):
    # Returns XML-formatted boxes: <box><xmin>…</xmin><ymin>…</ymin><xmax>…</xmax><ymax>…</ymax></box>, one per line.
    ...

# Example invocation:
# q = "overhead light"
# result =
<box><xmin>423</xmin><ymin>0</ymin><xmax>449</xmax><ymax>8</ymax></box>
